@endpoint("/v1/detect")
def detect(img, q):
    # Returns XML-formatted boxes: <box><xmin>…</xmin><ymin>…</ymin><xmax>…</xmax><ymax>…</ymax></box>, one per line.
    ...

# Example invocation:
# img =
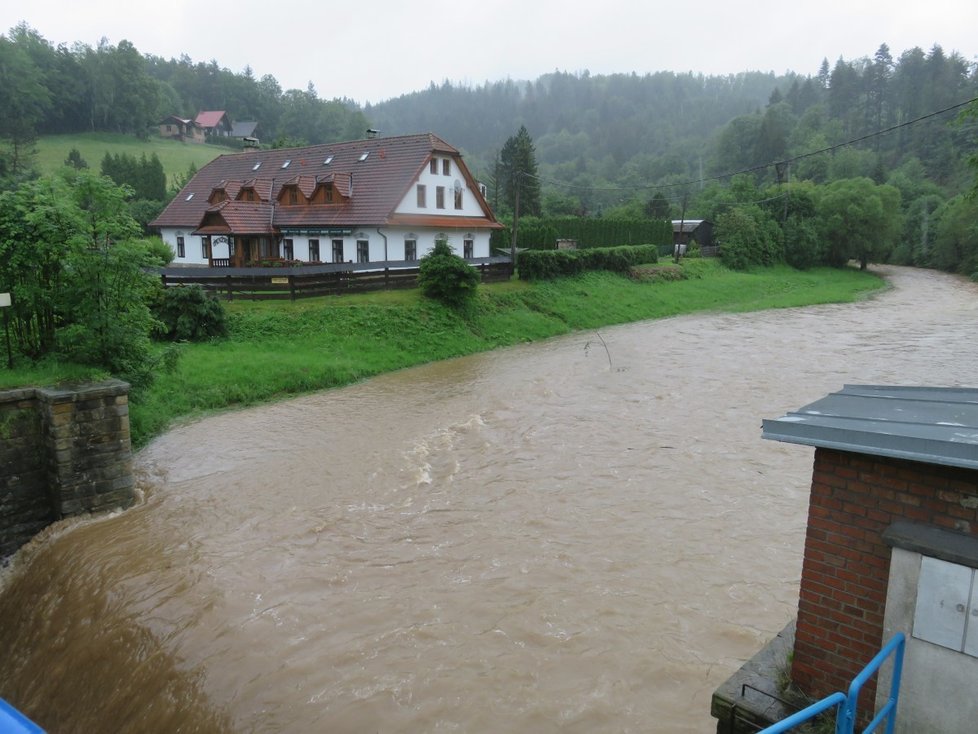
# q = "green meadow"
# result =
<box><xmin>34</xmin><ymin>133</ymin><xmax>225</xmax><ymax>182</ymax></box>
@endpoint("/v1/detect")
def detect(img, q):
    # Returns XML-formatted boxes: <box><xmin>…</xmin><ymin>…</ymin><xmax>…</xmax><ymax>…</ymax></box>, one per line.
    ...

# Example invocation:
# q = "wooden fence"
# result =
<box><xmin>158</xmin><ymin>258</ymin><xmax>514</xmax><ymax>301</ymax></box>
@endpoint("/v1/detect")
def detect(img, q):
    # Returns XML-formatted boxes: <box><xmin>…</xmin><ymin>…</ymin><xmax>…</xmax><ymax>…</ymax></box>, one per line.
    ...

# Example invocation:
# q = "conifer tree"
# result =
<box><xmin>499</xmin><ymin>125</ymin><xmax>541</xmax><ymax>216</ymax></box>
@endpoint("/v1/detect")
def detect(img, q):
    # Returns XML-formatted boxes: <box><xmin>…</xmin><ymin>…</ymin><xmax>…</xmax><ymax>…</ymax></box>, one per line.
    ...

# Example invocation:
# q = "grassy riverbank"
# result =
<box><xmin>0</xmin><ymin>259</ymin><xmax>885</xmax><ymax>446</ymax></box>
<box><xmin>127</xmin><ymin>260</ymin><xmax>884</xmax><ymax>446</ymax></box>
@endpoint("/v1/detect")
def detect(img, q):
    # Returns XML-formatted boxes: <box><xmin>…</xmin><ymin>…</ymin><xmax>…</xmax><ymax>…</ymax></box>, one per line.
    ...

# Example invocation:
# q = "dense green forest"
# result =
<box><xmin>2</xmin><ymin>22</ymin><xmax>977</xmax><ymax>277</ymax></box>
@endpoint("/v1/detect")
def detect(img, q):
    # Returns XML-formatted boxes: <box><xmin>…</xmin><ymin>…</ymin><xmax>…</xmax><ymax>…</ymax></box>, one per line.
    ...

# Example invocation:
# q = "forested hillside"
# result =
<box><xmin>2</xmin><ymin>22</ymin><xmax>977</xmax><ymax>276</ymax></box>
<box><xmin>370</xmin><ymin>48</ymin><xmax>978</xmax><ymax>209</ymax></box>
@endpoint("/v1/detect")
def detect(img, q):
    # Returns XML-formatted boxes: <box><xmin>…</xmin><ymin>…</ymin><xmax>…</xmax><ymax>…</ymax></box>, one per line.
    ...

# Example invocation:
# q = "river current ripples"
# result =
<box><xmin>1</xmin><ymin>266</ymin><xmax>976</xmax><ymax>733</ymax></box>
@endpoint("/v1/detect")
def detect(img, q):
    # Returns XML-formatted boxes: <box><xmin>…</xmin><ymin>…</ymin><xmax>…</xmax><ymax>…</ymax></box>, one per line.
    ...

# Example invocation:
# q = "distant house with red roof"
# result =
<box><xmin>150</xmin><ymin>132</ymin><xmax>503</xmax><ymax>267</ymax></box>
<box><xmin>195</xmin><ymin>110</ymin><xmax>233</xmax><ymax>138</ymax></box>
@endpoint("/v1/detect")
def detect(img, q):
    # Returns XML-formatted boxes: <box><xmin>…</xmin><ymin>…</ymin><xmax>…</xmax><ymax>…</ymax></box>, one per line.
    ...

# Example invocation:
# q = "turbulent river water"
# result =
<box><xmin>1</xmin><ymin>266</ymin><xmax>976</xmax><ymax>733</ymax></box>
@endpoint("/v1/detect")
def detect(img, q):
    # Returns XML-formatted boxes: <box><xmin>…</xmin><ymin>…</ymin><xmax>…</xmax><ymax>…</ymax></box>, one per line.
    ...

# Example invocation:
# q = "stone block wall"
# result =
<box><xmin>0</xmin><ymin>389</ymin><xmax>51</xmax><ymax>558</ymax></box>
<box><xmin>0</xmin><ymin>380</ymin><xmax>134</xmax><ymax>559</ymax></box>
<box><xmin>793</xmin><ymin>447</ymin><xmax>978</xmax><ymax>706</ymax></box>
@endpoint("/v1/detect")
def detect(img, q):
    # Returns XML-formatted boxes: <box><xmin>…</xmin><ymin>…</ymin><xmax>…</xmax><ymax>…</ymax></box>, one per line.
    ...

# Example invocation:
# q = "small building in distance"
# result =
<box><xmin>158</xmin><ymin>115</ymin><xmax>205</xmax><ymax>143</ymax></box>
<box><xmin>195</xmin><ymin>110</ymin><xmax>233</xmax><ymax>138</ymax></box>
<box><xmin>231</xmin><ymin>120</ymin><xmax>261</xmax><ymax>144</ymax></box>
<box><xmin>672</xmin><ymin>219</ymin><xmax>713</xmax><ymax>248</ymax></box>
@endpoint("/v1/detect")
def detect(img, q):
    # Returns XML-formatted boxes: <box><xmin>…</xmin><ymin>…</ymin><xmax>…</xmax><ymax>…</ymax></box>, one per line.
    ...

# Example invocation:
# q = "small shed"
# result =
<box><xmin>716</xmin><ymin>385</ymin><xmax>978</xmax><ymax>733</ymax></box>
<box><xmin>231</xmin><ymin>121</ymin><xmax>261</xmax><ymax>140</ymax></box>
<box><xmin>671</xmin><ymin>219</ymin><xmax>713</xmax><ymax>248</ymax></box>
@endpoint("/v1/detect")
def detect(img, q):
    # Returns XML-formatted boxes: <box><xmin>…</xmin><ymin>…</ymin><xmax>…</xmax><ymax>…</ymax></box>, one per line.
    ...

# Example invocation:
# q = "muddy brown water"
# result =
<box><xmin>1</xmin><ymin>266</ymin><xmax>976</xmax><ymax>733</ymax></box>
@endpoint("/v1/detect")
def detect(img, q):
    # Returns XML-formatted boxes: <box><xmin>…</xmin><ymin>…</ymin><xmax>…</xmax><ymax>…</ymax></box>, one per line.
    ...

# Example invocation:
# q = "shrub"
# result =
<box><xmin>517</xmin><ymin>244</ymin><xmax>659</xmax><ymax>280</ymax></box>
<box><xmin>417</xmin><ymin>240</ymin><xmax>480</xmax><ymax>308</ymax></box>
<box><xmin>782</xmin><ymin>217</ymin><xmax>823</xmax><ymax>270</ymax></box>
<box><xmin>134</xmin><ymin>236</ymin><xmax>174</xmax><ymax>266</ymax></box>
<box><xmin>155</xmin><ymin>285</ymin><xmax>229</xmax><ymax>341</ymax></box>
<box><xmin>717</xmin><ymin>205</ymin><xmax>784</xmax><ymax>271</ymax></box>
<box><xmin>491</xmin><ymin>217</ymin><xmax>673</xmax><ymax>252</ymax></box>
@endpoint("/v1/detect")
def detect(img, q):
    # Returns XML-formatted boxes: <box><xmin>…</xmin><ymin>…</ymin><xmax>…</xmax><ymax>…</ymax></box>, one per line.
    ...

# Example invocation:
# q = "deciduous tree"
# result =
<box><xmin>0</xmin><ymin>169</ymin><xmax>166</xmax><ymax>383</ymax></box>
<box><xmin>816</xmin><ymin>177</ymin><xmax>903</xmax><ymax>269</ymax></box>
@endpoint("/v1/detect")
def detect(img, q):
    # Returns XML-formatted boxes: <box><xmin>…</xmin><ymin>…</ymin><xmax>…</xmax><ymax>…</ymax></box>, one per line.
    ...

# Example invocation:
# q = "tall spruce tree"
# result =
<box><xmin>499</xmin><ymin>125</ymin><xmax>541</xmax><ymax>216</ymax></box>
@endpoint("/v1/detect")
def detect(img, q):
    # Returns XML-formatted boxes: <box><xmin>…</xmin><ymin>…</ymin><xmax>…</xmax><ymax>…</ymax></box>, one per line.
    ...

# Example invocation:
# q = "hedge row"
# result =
<box><xmin>517</xmin><ymin>245</ymin><xmax>661</xmax><ymax>280</ymax></box>
<box><xmin>492</xmin><ymin>217</ymin><xmax>673</xmax><ymax>251</ymax></box>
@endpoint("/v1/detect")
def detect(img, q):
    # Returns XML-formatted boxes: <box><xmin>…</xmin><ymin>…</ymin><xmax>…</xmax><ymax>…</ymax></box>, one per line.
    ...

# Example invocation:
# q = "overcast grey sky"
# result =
<box><xmin>4</xmin><ymin>0</ymin><xmax>977</xmax><ymax>105</ymax></box>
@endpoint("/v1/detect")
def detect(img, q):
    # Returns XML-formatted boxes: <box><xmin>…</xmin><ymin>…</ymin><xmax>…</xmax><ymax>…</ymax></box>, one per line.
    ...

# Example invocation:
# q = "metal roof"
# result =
<box><xmin>761</xmin><ymin>385</ymin><xmax>978</xmax><ymax>470</ymax></box>
<box><xmin>671</xmin><ymin>219</ymin><xmax>707</xmax><ymax>232</ymax></box>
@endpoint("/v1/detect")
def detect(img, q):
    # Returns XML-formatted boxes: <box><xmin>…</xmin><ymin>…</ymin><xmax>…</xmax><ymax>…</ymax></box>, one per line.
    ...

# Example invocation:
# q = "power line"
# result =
<box><xmin>524</xmin><ymin>95</ymin><xmax>978</xmax><ymax>197</ymax></box>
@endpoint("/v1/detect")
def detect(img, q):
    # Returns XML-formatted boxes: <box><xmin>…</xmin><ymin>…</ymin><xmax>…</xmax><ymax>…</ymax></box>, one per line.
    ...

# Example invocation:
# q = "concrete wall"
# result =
<box><xmin>0</xmin><ymin>380</ymin><xmax>135</xmax><ymax>559</ymax></box>
<box><xmin>792</xmin><ymin>447</ymin><xmax>978</xmax><ymax>708</ymax></box>
<box><xmin>881</xmin><ymin>544</ymin><xmax>978</xmax><ymax>734</ymax></box>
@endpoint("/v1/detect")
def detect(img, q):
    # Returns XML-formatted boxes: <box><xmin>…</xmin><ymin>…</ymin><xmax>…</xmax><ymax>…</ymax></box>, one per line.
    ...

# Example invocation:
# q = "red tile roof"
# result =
<box><xmin>279</xmin><ymin>175</ymin><xmax>319</xmax><ymax>201</ymax></box>
<box><xmin>195</xmin><ymin>110</ymin><xmax>229</xmax><ymax>128</ymax></box>
<box><xmin>151</xmin><ymin>133</ymin><xmax>501</xmax><ymax>233</ymax></box>
<box><xmin>197</xmin><ymin>201</ymin><xmax>276</xmax><ymax>235</ymax></box>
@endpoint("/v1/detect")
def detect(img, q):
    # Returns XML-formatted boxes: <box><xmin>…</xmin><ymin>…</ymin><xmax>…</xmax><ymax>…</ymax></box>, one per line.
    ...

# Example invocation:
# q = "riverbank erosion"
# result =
<box><xmin>0</xmin><ymin>266</ymin><xmax>974</xmax><ymax>733</ymax></box>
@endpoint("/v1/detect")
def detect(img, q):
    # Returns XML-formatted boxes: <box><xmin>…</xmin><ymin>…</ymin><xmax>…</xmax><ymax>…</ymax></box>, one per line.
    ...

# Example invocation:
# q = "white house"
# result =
<box><xmin>151</xmin><ymin>132</ymin><xmax>503</xmax><ymax>267</ymax></box>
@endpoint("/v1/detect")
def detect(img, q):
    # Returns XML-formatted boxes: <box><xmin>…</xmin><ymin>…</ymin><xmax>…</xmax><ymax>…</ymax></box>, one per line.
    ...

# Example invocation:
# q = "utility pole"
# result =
<box><xmin>674</xmin><ymin>193</ymin><xmax>688</xmax><ymax>263</ymax></box>
<box><xmin>782</xmin><ymin>162</ymin><xmax>790</xmax><ymax>223</ymax></box>
<box><xmin>1</xmin><ymin>292</ymin><xmax>12</xmax><ymax>369</ymax></box>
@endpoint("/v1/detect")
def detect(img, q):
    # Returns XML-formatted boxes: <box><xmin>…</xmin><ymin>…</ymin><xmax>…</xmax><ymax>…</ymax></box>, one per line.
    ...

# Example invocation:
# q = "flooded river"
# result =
<box><xmin>1</xmin><ymin>266</ymin><xmax>976</xmax><ymax>733</ymax></box>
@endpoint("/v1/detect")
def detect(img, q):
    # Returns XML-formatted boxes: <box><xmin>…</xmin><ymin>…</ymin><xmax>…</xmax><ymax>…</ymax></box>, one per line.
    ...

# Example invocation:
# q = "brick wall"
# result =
<box><xmin>0</xmin><ymin>381</ymin><xmax>134</xmax><ymax>560</ymax></box>
<box><xmin>792</xmin><ymin>447</ymin><xmax>978</xmax><ymax>705</ymax></box>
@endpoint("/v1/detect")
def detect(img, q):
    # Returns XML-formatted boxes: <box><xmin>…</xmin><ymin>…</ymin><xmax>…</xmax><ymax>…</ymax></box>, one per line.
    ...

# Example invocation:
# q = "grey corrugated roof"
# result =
<box><xmin>671</xmin><ymin>219</ymin><xmax>706</xmax><ymax>232</ymax></box>
<box><xmin>762</xmin><ymin>385</ymin><xmax>978</xmax><ymax>470</ymax></box>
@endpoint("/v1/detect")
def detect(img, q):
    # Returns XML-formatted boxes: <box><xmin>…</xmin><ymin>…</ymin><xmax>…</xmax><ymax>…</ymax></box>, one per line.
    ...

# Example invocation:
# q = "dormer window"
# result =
<box><xmin>323</xmin><ymin>155</ymin><xmax>334</xmax><ymax>165</ymax></box>
<box><xmin>325</xmin><ymin>185</ymin><xmax>333</xmax><ymax>203</ymax></box>
<box><xmin>288</xmin><ymin>189</ymin><xmax>298</xmax><ymax>204</ymax></box>
<box><xmin>282</xmin><ymin>160</ymin><xmax>292</xmax><ymax>169</ymax></box>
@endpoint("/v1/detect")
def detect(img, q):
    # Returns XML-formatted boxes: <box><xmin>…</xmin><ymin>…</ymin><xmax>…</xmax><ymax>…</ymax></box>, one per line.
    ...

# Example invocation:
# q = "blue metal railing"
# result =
<box><xmin>0</xmin><ymin>698</ymin><xmax>44</xmax><ymax>733</ymax></box>
<box><xmin>841</xmin><ymin>633</ymin><xmax>905</xmax><ymax>734</ymax></box>
<box><xmin>758</xmin><ymin>632</ymin><xmax>905</xmax><ymax>734</ymax></box>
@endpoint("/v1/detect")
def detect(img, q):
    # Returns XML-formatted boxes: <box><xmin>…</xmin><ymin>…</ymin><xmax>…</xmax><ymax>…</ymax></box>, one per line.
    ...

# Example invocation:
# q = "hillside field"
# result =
<box><xmin>34</xmin><ymin>133</ymin><xmax>227</xmax><ymax>185</ymax></box>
